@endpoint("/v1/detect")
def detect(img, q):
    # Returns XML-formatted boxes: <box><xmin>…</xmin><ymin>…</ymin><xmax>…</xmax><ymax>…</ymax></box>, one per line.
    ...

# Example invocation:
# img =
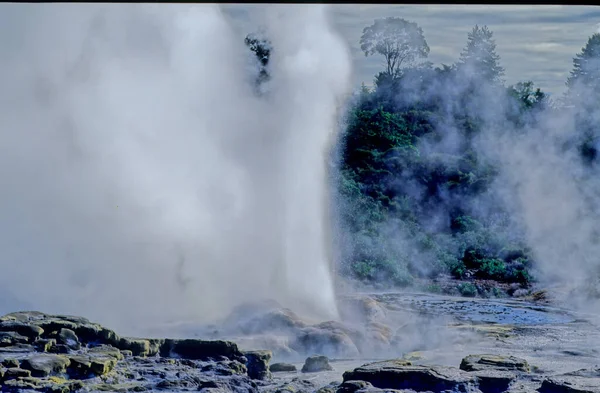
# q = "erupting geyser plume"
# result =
<box><xmin>0</xmin><ymin>4</ymin><xmax>351</xmax><ymax>334</ymax></box>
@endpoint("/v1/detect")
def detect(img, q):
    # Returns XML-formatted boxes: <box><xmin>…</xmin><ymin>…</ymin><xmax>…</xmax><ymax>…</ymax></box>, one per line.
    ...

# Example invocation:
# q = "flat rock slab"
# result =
<box><xmin>343</xmin><ymin>360</ymin><xmax>477</xmax><ymax>393</ymax></box>
<box><xmin>539</xmin><ymin>376</ymin><xmax>600</xmax><ymax>393</ymax></box>
<box><xmin>460</xmin><ymin>354</ymin><xmax>530</xmax><ymax>373</ymax></box>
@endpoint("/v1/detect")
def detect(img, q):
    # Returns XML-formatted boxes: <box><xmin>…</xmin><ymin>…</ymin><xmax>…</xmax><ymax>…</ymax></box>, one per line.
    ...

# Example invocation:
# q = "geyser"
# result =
<box><xmin>0</xmin><ymin>3</ymin><xmax>351</xmax><ymax>334</ymax></box>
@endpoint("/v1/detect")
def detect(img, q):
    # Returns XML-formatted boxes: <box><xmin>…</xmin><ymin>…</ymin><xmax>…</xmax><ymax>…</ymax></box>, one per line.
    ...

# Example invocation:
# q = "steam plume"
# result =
<box><xmin>0</xmin><ymin>3</ymin><xmax>351</xmax><ymax>335</ymax></box>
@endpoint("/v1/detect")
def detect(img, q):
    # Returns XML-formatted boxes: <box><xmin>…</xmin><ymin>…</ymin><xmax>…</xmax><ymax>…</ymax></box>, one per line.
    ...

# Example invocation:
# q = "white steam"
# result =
<box><xmin>0</xmin><ymin>4</ymin><xmax>351</xmax><ymax>334</ymax></box>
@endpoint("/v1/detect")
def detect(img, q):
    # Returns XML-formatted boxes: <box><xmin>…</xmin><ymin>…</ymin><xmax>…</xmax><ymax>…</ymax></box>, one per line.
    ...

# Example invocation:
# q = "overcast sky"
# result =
<box><xmin>222</xmin><ymin>4</ymin><xmax>600</xmax><ymax>96</ymax></box>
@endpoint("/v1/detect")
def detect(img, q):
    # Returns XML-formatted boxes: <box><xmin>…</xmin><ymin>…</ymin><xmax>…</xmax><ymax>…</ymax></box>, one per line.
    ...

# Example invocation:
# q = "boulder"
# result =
<box><xmin>291</xmin><ymin>327</ymin><xmax>360</xmax><ymax>359</ymax></box>
<box><xmin>244</xmin><ymin>350</ymin><xmax>272</xmax><ymax>380</ymax></box>
<box><xmin>337</xmin><ymin>380</ymin><xmax>374</xmax><ymax>393</ymax></box>
<box><xmin>342</xmin><ymin>360</ymin><xmax>476</xmax><ymax>393</ymax></box>
<box><xmin>460</xmin><ymin>354</ymin><xmax>530</xmax><ymax>373</ymax></box>
<box><xmin>472</xmin><ymin>370</ymin><xmax>516</xmax><ymax>393</ymax></box>
<box><xmin>0</xmin><ymin>321</ymin><xmax>44</xmax><ymax>340</ymax></box>
<box><xmin>538</xmin><ymin>369</ymin><xmax>600</xmax><ymax>393</ymax></box>
<box><xmin>33</xmin><ymin>338</ymin><xmax>56</xmax><ymax>352</ymax></box>
<box><xmin>161</xmin><ymin>339</ymin><xmax>243</xmax><ymax>361</ymax></box>
<box><xmin>119</xmin><ymin>337</ymin><xmax>151</xmax><ymax>357</ymax></box>
<box><xmin>270</xmin><ymin>362</ymin><xmax>297</xmax><ymax>373</ymax></box>
<box><xmin>2</xmin><ymin>375</ymin><xmax>84</xmax><ymax>392</ymax></box>
<box><xmin>539</xmin><ymin>376</ymin><xmax>600</xmax><ymax>393</ymax></box>
<box><xmin>0</xmin><ymin>331</ymin><xmax>29</xmax><ymax>347</ymax></box>
<box><xmin>1</xmin><ymin>358</ymin><xmax>19</xmax><ymax>368</ymax></box>
<box><xmin>67</xmin><ymin>352</ymin><xmax>118</xmax><ymax>378</ymax></box>
<box><xmin>302</xmin><ymin>355</ymin><xmax>333</xmax><ymax>373</ymax></box>
<box><xmin>89</xmin><ymin>344</ymin><xmax>124</xmax><ymax>360</ymax></box>
<box><xmin>20</xmin><ymin>354</ymin><xmax>71</xmax><ymax>377</ymax></box>
<box><xmin>2</xmin><ymin>367</ymin><xmax>32</xmax><ymax>380</ymax></box>
<box><xmin>58</xmin><ymin>328</ymin><xmax>80</xmax><ymax>350</ymax></box>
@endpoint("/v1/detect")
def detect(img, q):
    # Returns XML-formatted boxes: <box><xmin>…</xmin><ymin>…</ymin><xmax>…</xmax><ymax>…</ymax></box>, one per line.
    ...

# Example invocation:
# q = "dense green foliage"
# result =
<box><xmin>336</xmin><ymin>21</ymin><xmax>599</xmax><ymax>290</ymax></box>
<box><xmin>242</xmin><ymin>20</ymin><xmax>600</xmax><ymax>295</ymax></box>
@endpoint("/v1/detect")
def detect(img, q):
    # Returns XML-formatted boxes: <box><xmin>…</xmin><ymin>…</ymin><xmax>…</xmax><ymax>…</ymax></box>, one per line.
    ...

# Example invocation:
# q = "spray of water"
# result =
<box><xmin>0</xmin><ymin>3</ymin><xmax>351</xmax><ymax>335</ymax></box>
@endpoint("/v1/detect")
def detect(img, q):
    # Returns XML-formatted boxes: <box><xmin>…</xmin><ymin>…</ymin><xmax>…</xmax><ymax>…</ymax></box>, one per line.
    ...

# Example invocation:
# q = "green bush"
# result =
<box><xmin>457</xmin><ymin>282</ymin><xmax>478</xmax><ymax>297</ymax></box>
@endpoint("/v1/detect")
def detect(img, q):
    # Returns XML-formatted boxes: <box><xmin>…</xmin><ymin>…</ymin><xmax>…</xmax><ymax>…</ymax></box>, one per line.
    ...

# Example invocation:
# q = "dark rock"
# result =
<box><xmin>58</xmin><ymin>328</ymin><xmax>80</xmax><ymax>350</ymax></box>
<box><xmin>67</xmin><ymin>351</ymin><xmax>118</xmax><ymax>378</ymax></box>
<box><xmin>33</xmin><ymin>338</ymin><xmax>56</xmax><ymax>352</ymax></box>
<box><xmin>245</xmin><ymin>350</ymin><xmax>272</xmax><ymax>380</ymax></box>
<box><xmin>0</xmin><ymin>321</ymin><xmax>44</xmax><ymax>340</ymax></box>
<box><xmin>119</xmin><ymin>337</ymin><xmax>151</xmax><ymax>357</ymax></box>
<box><xmin>472</xmin><ymin>370</ymin><xmax>516</xmax><ymax>393</ymax></box>
<box><xmin>48</xmin><ymin>344</ymin><xmax>70</xmax><ymax>354</ymax></box>
<box><xmin>539</xmin><ymin>374</ymin><xmax>600</xmax><ymax>393</ymax></box>
<box><xmin>161</xmin><ymin>338</ymin><xmax>243</xmax><ymax>361</ymax></box>
<box><xmin>20</xmin><ymin>354</ymin><xmax>71</xmax><ymax>377</ymax></box>
<box><xmin>2</xmin><ymin>375</ymin><xmax>84</xmax><ymax>393</ymax></box>
<box><xmin>0</xmin><ymin>344</ymin><xmax>35</xmax><ymax>354</ymax></box>
<box><xmin>0</xmin><ymin>331</ymin><xmax>30</xmax><ymax>347</ymax></box>
<box><xmin>2</xmin><ymin>367</ymin><xmax>32</xmax><ymax>380</ymax></box>
<box><xmin>302</xmin><ymin>355</ymin><xmax>333</xmax><ymax>373</ymax></box>
<box><xmin>343</xmin><ymin>360</ymin><xmax>476</xmax><ymax>393</ymax></box>
<box><xmin>89</xmin><ymin>344</ymin><xmax>124</xmax><ymax>360</ymax></box>
<box><xmin>270</xmin><ymin>362</ymin><xmax>297</xmax><ymax>373</ymax></box>
<box><xmin>1</xmin><ymin>358</ymin><xmax>19</xmax><ymax>368</ymax></box>
<box><xmin>337</xmin><ymin>380</ymin><xmax>374</xmax><ymax>393</ymax></box>
<box><xmin>460</xmin><ymin>354</ymin><xmax>530</xmax><ymax>373</ymax></box>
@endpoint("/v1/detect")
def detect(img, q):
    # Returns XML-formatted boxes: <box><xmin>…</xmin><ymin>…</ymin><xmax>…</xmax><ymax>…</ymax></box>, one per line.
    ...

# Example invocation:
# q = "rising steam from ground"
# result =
<box><xmin>0</xmin><ymin>4</ymin><xmax>351</xmax><ymax>335</ymax></box>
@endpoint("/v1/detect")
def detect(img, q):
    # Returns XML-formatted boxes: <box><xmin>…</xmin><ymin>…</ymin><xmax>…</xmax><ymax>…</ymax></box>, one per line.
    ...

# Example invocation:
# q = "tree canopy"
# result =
<box><xmin>566</xmin><ymin>33</ymin><xmax>600</xmax><ymax>99</ymax></box>
<box><xmin>457</xmin><ymin>25</ymin><xmax>505</xmax><ymax>84</ymax></box>
<box><xmin>360</xmin><ymin>17</ymin><xmax>430</xmax><ymax>78</ymax></box>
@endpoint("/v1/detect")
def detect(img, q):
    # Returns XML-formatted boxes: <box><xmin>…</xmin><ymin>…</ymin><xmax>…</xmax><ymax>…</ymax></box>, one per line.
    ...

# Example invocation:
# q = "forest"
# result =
<box><xmin>245</xmin><ymin>19</ymin><xmax>600</xmax><ymax>297</ymax></box>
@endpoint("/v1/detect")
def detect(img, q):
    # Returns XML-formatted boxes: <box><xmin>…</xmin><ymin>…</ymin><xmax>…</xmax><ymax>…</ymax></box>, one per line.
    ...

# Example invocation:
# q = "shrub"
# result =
<box><xmin>457</xmin><ymin>282</ymin><xmax>477</xmax><ymax>297</ymax></box>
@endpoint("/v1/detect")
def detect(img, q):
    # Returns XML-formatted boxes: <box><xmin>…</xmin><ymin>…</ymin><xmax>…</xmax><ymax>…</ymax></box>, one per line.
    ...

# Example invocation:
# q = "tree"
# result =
<box><xmin>566</xmin><ymin>33</ymin><xmax>600</xmax><ymax>100</ymax></box>
<box><xmin>360</xmin><ymin>17</ymin><xmax>430</xmax><ymax>78</ymax></box>
<box><xmin>457</xmin><ymin>25</ymin><xmax>504</xmax><ymax>84</ymax></box>
<box><xmin>244</xmin><ymin>32</ymin><xmax>272</xmax><ymax>88</ymax></box>
<box><xmin>565</xmin><ymin>33</ymin><xmax>600</xmax><ymax>164</ymax></box>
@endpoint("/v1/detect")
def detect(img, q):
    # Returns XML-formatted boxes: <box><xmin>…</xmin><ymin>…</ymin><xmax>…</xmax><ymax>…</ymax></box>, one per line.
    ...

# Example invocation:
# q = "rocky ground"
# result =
<box><xmin>2</xmin><ymin>291</ymin><xmax>600</xmax><ymax>393</ymax></box>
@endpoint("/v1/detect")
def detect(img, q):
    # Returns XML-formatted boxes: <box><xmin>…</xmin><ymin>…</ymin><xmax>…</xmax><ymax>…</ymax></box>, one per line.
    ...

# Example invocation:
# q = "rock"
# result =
<box><xmin>291</xmin><ymin>327</ymin><xmax>360</xmax><ymax>359</ymax></box>
<box><xmin>301</xmin><ymin>355</ymin><xmax>333</xmax><ymax>373</ymax></box>
<box><xmin>0</xmin><ymin>344</ymin><xmax>35</xmax><ymax>354</ymax></box>
<box><xmin>2</xmin><ymin>367</ymin><xmax>32</xmax><ymax>380</ymax></box>
<box><xmin>67</xmin><ymin>352</ymin><xmax>118</xmax><ymax>378</ymax></box>
<box><xmin>2</xmin><ymin>358</ymin><xmax>19</xmax><ymax>368</ymax></box>
<box><xmin>89</xmin><ymin>344</ymin><xmax>124</xmax><ymax>360</ymax></box>
<box><xmin>119</xmin><ymin>337</ymin><xmax>151</xmax><ymax>357</ymax></box>
<box><xmin>538</xmin><ymin>369</ymin><xmax>600</xmax><ymax>393</ymax></box>
<box><xmin>162</xmin><ymin>339</ymin><xmax>243</xmax><ymax>361</ymax></box>
<box><xmin>317</xmin><ymin>382</ymin><xmax>341</xmax><ymax>393</ymax></box>
<box><xmin>20</xmin><ymin>354</ymin><xmax>71</xmax><ymax>377</ymax></box>
<box><xmin>270</xmin><ymin>362</ymin><xmax>297</xmax><ymax>372</ymax></box>
<box><xmin>0</xmin><ymin>321</ymin><xmax>44</xmax><ymax>340</ymax></box>
<box><xmin>92</xmin><ymin>382</ymin><xmax>148</xmax><ymax>392</ymax></box>
<box><xmin>337</xmin><ymin>380</ymin><xmax>374</xmax><ymax>393</ymax></box>
<box><xmin>472</xmin><ymin>370</ymin><xmax>516</xmax><ymax>393</ymax></box>
<box><xmin>58</xmin><ymin>328</ymin><xmax>80</xmax><ymax>350</ymax></box>
<box><xmin>224</xmin><ymin>302</ymin><xmax>307</xmax><ymax>335</ymax></box>
<box><xmin>245</xmin><ymin>350</ymin><xmax>272</xmax><ymax>380</ymax></box>
<box><xmin>460</xmin><ymin>354</ymin><xmax>530</xmax><ymax>373</ymax></box>
<box><xmin>539</xmin><ymin>377</ymin><xmax>600</xmax><ymax>393</ymax></box>
<box><xmin>33</xmin><ymin>338</ymin><xmax>56</xmax><ymax>352</ymax></box>
<box><xmin>2</xmin><ymin>375</ymin><xmax>84</xmax><ymax>393</ymax></box>
<box><xmin>342</xmin><ymin>360</ymin><xmax>476</xmax><ymax>393</ymax></box>
<box><xmin>0</xmin><ymin>331</ymin><xmax>29</xmax><ymax>346</ymax></box>
<box><xmin>337</xmin><ymin>296</ymin><xmax>387</xmax><ymax>330</ymax></box>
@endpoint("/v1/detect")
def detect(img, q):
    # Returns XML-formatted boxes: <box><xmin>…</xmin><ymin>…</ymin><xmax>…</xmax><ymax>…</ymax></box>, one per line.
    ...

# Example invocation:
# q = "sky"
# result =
<box><xmin>222</xmin><ymin>4</ymin><xmax>600</xmax><ymax>96</ymax></box>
